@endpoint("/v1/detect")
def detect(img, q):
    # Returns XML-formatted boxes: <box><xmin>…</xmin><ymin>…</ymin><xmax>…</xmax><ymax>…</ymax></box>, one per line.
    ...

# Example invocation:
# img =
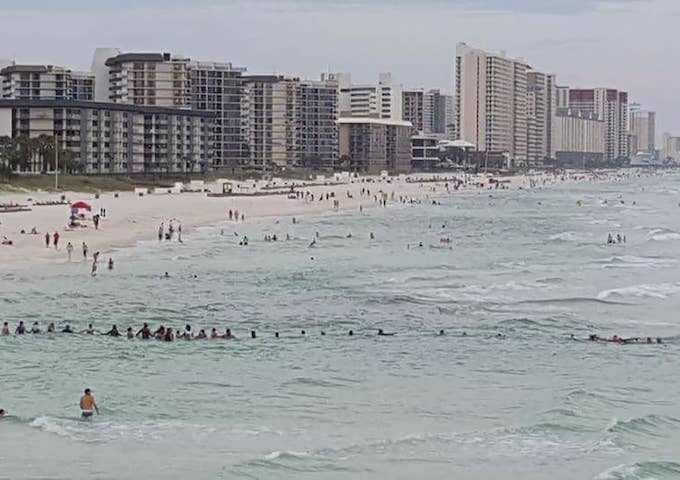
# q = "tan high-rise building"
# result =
<box><xmin>629</xmin><ymin>109</ymin><xmax>655</xmax><ymax>154</ymax></box>
<box><xmin>527</xmin><ymin>71</ymin><xmax>555</xmax><ymax>165</ymax></box>
<box><xmin>337</xmin><ymin>117</ymin><xmax>412</xmax><ymax>174</ymax></box>
<box><xmin>241</xmin><ymin>75</ymin><xmax>338</xmax><ymax>168</ymax></box>
<box><xmin>104</xmin><ymin>52</ymin><xmax>191</xmax><ymax>108</ymax></box>
<box><xmin>551</xmin><ymin>108</ymin><xmax>606</xmax><ymax>166</ymax></box>
<box><xmin>569</xmin><ymin>88</ymin><xmax>628</xmax><ymax>161</ymax></box>
<box><xmin>454</xmin><ymin>43</ymin><xmax>529</xmax><ymax>164</ymax></box>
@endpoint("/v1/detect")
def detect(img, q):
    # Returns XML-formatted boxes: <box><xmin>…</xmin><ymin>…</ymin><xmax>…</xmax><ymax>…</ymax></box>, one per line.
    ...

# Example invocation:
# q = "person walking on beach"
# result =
<box><xmin>82</xmin><ymin>242</ymin><xmax>88</xmax><ymax>260</ymax></box>
<box><xmin>45</xmin><ymin>232</ymin><xmax>50</xmax><ymax>248</ymax></box>
<box><xmin>53</xmin><ymin>231</ymin><xmax>60</xmax><ymax>249</ymax></box>
<box><xmin>66</xmin><ymin>242</ymin><xmax>74</xmax><ymax>261</ymax></box>
<box><xmin>80</xmin><ymin>388</ymin><xmax>99</xmax><ymax>418</ymax></box>
<box><xmin>107</xmin><ymin>258</ymin><xmax>114</xmax><ymax>270</ymax></box>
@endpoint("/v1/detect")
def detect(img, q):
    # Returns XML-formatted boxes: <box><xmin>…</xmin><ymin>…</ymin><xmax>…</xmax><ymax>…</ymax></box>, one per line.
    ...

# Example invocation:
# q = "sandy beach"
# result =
<box><xmin>0</xmin><ymin>171</ymin><xmax>625</xmax><ymax>268</ymax></box>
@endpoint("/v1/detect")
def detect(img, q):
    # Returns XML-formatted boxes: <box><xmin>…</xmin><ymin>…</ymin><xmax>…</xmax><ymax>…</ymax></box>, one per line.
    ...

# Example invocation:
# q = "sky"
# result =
<box><xmin>0</xmin><ymin>0</ymin><xmax>677</xmax><ymax>135</ymax></box>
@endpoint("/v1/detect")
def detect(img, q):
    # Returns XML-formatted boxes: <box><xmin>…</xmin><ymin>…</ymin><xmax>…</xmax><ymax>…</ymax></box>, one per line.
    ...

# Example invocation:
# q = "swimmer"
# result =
<box><xmin>210</xmin><ymin>328</ymin><xmax>219</xmax><ymax>339</ymax></box>
<box><xmin>250</xmin><ymin>330</ymin><xmax>257</xmax><ymax>339</ymax></box>
<box><xmin>136</xmin><ymin>323</ymin><xmax>152</xmax><ymax>339</ymax></box>
<box><xmin>196</xmin><ymin>329</ymin><xmax>207</xmax><ymax>339</ymax></box>
<box><xmin>154</xmin><ymin>325</ymin><xmax>166</xmax><ymax>339</ymax></box>
<box><xmin>126</xmin><ymin>327</ymin><xmax>134</xmax><ymax>339</ymax></box>
<box><xmin>1</xmin><ymin>322</ymin><xmax>9</xmax><ymax>335</ymax></box>
<box><xmin>163</xmin><ymin>328</ymin><xmax>174</xmax><ymax>342</ymax></box>
<box><xmin>62</xmin><ymin>325</ymin><xmax>74</xmax><ymax>333</ymax></box>
<box><xmin>84</xmin><ymin>324</ymin><xmax>95</xmax><ymax>335</ymax></box>
<box><xmin>47</xmin><ymin>323</ymin><xmax>55</xmax><ymax>334</ymax></box>
<box><xmin>438</xmin><ymin>330</ymin><xmax>445</xmax><ymax>336</ymax></box>
<box><xmin>163</xmin><ymin>272</ymin><xmax>170</xmax><ymax>278</ymax></box>
<box><xmin>275</xmin><ymin>332</ymin><xmax>280</xmax><ymax>338</ymax></box>
<box><xmin>79</xmin><ymin>388</ymin><xmax>99</xmax><ymax>418</ymax></box>
<box><xmin>30</xmin><ymin>322</ymin><xmax>41</xmax><ymax>334</ymax></box>
<box><xmin>103</xmin><ymin>325</ymin><xmax>120</xmax><ymax>337</ymax></box>
<box><xmin>0</xmin><ymin>409</ymin><xmax>5</xmax><ymax>419</ymax></box>
<box><xmin>348</xmin><ymin>330</ymin><xmax>354</xmax><ymax>336</ymax></box>
<box><xmin>222</xmin><ymin>328</ymin><xmax>234</xmax><ymax>340</ymax></box>
<box><xmin>301</xmin><ymin>330</ymin><xmax>306</xmax><ymax>336</ymax></box>
<box><xmin>377</xmin><ymin>329</ymin><xmax>394</xmax><ymax>336</ymax></box>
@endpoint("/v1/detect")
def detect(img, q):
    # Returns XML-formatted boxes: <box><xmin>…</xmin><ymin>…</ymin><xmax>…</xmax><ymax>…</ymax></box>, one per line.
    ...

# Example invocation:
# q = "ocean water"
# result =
<box><xmin>2</xmin><ymin>174</ymin><xmax>680</xmax><ymax>480</ymax></box>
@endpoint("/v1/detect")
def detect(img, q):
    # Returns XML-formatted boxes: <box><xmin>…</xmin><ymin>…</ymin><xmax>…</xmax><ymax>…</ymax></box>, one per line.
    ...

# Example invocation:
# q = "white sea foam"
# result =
<box><xmin>648</xmin><ymin>228</ymin><xmax>680</xmax><ymax>241</ymax></box>
<box><xmin>597</xmin><ymin>282</ymin><xmax>680</xmax><ymax>300</ymax></box>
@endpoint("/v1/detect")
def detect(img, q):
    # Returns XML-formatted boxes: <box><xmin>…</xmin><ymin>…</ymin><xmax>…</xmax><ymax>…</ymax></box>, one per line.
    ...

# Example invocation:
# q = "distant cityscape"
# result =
<box><xmin>0</xmin><ymin>43</ymin><xmax>677</xmax><ymax>176</ymax></box>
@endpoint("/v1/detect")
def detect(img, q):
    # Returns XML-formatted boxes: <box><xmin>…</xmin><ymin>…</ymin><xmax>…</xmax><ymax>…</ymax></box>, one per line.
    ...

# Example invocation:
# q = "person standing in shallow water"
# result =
<box><xmin>80</xmin><ymin>388</ymin><xmax>99</xmax><ymax>418</ymax></box>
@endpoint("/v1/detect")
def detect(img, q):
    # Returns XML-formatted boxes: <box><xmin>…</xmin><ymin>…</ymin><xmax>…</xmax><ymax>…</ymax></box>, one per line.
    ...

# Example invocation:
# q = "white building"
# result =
<box><xmin>551</xmin><ymin>108</ymin><xmax>606</xmax><ymax>166</ymax></box>
<box><xmin>324</xmin><ymin>72</ymin><xmax>402</xmax><ymax>121</ymax></box>
<box><xmin>455</xmin><ymin>42</ymin><xmax>529</xmax><ymax>163</ymax></box>
<box><xmin>1</xmin><ymin>64</ymin><xmax>94</xmax><ymax>101</ymax></box>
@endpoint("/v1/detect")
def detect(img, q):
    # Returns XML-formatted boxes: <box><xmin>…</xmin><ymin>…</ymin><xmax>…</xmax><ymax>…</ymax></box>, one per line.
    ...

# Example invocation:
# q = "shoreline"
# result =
<box><xmin>0</xmin><ymin>170</ymin><xmax>654</xmax><ymax>270</ymax></box>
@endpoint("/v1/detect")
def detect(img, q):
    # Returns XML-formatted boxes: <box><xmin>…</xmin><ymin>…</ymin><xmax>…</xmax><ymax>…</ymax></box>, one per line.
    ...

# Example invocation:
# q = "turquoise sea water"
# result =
<box><xmin>2</xmin><ymin>174</ymin><xmax>680</xmax><ymax>479</ymax></box>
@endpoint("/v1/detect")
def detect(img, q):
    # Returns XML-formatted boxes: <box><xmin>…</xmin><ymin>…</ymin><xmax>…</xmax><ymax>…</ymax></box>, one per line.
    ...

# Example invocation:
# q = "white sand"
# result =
<box><xmin>0</xmin><ymin>172</ymin><xmax>583</xmax><ymax>268</ymax></box>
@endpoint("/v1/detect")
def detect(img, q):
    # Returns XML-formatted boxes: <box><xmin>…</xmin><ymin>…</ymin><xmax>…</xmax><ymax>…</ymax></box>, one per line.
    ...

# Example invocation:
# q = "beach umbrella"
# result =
<box><xmin>71</xmin><ymin>201</ymin><xmax>91</xmax><ymax>211</ymax></box>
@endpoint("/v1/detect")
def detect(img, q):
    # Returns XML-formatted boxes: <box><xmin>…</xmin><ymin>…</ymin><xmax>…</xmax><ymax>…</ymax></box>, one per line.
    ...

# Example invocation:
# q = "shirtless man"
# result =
<box><xmin>79</xmin><ymin>388</ymin><xmax>99</xmax><ymax>418</ymax></box>
<box><xmin>136</xmin><ymin>323</ymin><xmax>152</xmax><ymax>339</ymax></box>
<box><xmin>1</xmin><ymin>322</ymin><xmax>9</xmax><ymax>335</ymax></box>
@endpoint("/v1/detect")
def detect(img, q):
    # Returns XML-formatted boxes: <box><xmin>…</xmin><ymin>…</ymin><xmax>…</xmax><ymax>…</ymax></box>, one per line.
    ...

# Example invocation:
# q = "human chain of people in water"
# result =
<box><xmin>1</xmin><ymin>321</ymin><xmax>668</xmax><ymax>344</ymax></box>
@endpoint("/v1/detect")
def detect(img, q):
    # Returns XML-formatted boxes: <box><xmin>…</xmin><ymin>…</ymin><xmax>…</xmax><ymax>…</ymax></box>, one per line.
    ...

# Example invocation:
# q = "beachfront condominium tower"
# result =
<box><xmin>402</xmin><ymin>89</ymin><xmax>424</xmax><ymax>133</ymax></box>
<box><xmin>455</xmin><ymin>43</ymin><xmax>529</xmax><ymax>164</ymax></box>
<box><xmin>241</xmin><ymin>75</ymin><xmax>338</xmax><ymax>168</ymax></box>
<box><xmin>527</xmin><ymin>70</ymin><xmax>555</xmax><ymax>166</ymax></box>
<box><xmin>324</xmin><ymin>72</ymin><xmax>402</xmax><ymax>121</ymax></box>
<box><xmin>568</xmin><ymin>88</ymin><xmax>628</xmax><ymax>162</ymax></box>
<box><xmin>629</xmin><ymin>108</ymin><xmax>656</xmax><ymax>155</ymax></box>
<box><xmin>101</xmin><ymin>52</ymin><xmax>191</xmax><ymax>108</ymax></box>
<box><xmin>1</xmin><ymin>64</ymin><xmax>94</xmax><ymax>101</ymax></box>
<box><xmin>551</xmin><ymin>108</ymin><xmax>606</xmax><ymax>166</ymax></box>
<box><xmin>402</xmin><ymin>88</ymin><xmax>453</xmax><ymax>136</ymax></box>
<box><xmin>190</xmin><ymin>61</ymin><xmax>247</xmax><ymax>170</ymax></box>
<box><xmin>337</xmin><ymin>117</ymin><xmax>412</xmax><ymax>174</ymax></box>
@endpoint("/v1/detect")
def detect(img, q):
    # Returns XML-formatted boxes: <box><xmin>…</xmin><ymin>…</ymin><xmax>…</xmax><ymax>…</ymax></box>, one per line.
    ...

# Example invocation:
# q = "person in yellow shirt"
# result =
<box><xmin>79</xmin><ymin>388</ymin><xmax>99</xmax><ymax>418</ymax></box>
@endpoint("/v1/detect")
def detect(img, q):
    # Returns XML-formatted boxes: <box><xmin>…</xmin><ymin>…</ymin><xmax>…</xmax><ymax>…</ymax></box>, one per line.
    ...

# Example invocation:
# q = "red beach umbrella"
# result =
<box><xmin>71</xmin><ymin>201</ymin><xmax>91</xmax><ymax>211</ymax></box>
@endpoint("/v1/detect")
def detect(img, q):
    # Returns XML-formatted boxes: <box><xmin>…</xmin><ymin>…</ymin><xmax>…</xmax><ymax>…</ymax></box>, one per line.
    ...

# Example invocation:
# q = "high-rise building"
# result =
<box><xmin>426</xmin><ymin>89</ymin><xmax>453</xmax><ymax>135</ymax></box>
<box><xmin>526</xmin><ymin>71</ymin><xmax>554</xmax><ymax>165</ymax></box>
<box><xmin>629</xmin><ymin>109</ymin><xmax>655</xmax><ymax>154</ymax></box>
<box><xmin>325</xmin><ymin>72</ymin><xmax>402</xmax><ymax>121</ymax></box>
<box><xmin>568</xmin><ymin>88</ymin><xmax>628</xmax><ymax>161</ymax></box>
<box><xmin>103</xmin><ymin>52</ymin><xmax>191</xmax><ymax>108</ymax></box>
<box><xmin>662</xmin><ymin>132</ymin><xmax>680</xmax><ymax>162</ymax></box>
<box><xmin>241</xmin><ymin>75</ymin><xmax>338</xmax><ymax>168</ymax></box>
<box><xmin>402</xmin><ymin>89</ymin><xmax>424</xmax><ymax>133</ymax></box>
<box><xmin>455</xmin><ymin>43</ymin><xmax>529</xmax><ymax>163</ymax></box>
<box><xmin>551</xmin><ymin>108</ymin><xmax>606</xmax><ymax>166</ymax></box>
<box><xmin>190</xmin><ymin>61</ymin><xmax>246</xmax><ymax>170</ymax></box>
<box><xmin>555</xmin><ymin>86</ymin><xmax>570</xmax><ymax>109</ymax></box>
<box><xmin>1</xmin><ymin>65</ymin><xmax>94</xmax><ymax>101</ymax></box>
<box><xmin>402</xmin><ymin>88</ymin><xmax>453</xmax><ymax>136</ymax></box>
<box><xmin>337</xmin><ymin>117</ymin><xmax>412</xmax><ymax>173</ymax></box>
<box><xmin>0</xmin><ymin>98</ymin><xmax>212</xmax><ymax>174</ymax></box>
